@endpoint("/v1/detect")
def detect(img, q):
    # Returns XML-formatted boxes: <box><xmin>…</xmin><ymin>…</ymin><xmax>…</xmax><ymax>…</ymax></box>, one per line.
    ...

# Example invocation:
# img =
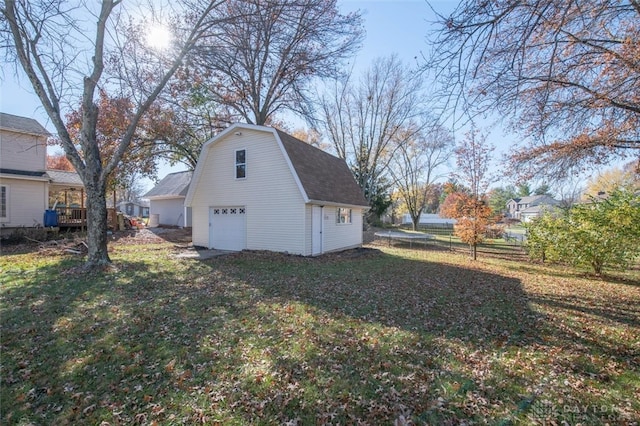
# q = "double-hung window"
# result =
<box><xmin>336</xmin><ymin>207</ymin><xmax>352</xmax><ymax>224</ymax></box>
<box><xmin>0</xmin><ymin>185</ymin><xmax>7</xmax><ymax>221</ymax></box>
<box><xmin>235</xmin><ymin>149</ymin><xmax>246</xmax><ymax>179</ymax></box>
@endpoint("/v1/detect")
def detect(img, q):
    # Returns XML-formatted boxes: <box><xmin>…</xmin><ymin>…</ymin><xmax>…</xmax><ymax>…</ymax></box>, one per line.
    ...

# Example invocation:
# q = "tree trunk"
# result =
<box><xmin>472</xmin><ymin>243</ymin><xmax>477</xmax><ymax>260</ymax></box>
<box><xmin>592</xmin><ymin>259</ymin><xmax>603</xmax><ymax>276</ymax></box>
<box><xmin>84</xmin><ymin>181</ymin><xmax>111</xmax><ymax>267</ymax></box>
<box><xmin>412</xmin><ymin>215</ymin><xmax>419</xmax><ymax>231</ymax></box>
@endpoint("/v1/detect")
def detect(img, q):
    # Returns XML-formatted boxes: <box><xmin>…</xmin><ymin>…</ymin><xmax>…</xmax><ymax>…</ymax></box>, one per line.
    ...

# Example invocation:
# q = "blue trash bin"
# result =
<box><xmin>44</xmin><ymin>209</ymin><xmax>59</xmax><ymax>227</ymax></box>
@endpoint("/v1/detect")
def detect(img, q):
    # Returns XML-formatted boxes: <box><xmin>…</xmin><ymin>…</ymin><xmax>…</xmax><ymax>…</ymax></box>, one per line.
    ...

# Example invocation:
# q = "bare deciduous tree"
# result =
<box><xmin>147</xmin><ymin>70</ymin><xmax>234</xmax><ymax>170</ymax></box>
<box><xmin>428</xmin><ymin>0</ymin><xmax>640</xmax><ymax>179</ymax></box>
<box><xmin>193</xmin><ymin>0</ymin><xmax>363</xmax><ymax>125</ymax></box>
<box><xmin>452</xmin><ymin>127</ymin><xmax>495</xmax><ymax>199</ymax></box>
<box><xmin>389</xmin><ymin>122</ymin><xmax>453</xmax><ymax>230</ymax></box>
<box><xmin>1</xmin><ymin>0</ymin><xmax>222</xmax><ymax>268</ymax></box>
<box><xmin>319</xmin><ymin>55</ymin><xmax>426</xmax><ymax>219</ymax></box>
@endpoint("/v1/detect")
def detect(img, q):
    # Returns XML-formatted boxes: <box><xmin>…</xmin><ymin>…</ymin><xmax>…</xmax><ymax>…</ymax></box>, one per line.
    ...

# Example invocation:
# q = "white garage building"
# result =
<box><xmin>185</xmin><ymin>124</ymin><xmax>369</xmax><ymax>255</ymax></box>
<box><xmin>143</xmin><ymin>170</ymin><xmax>192</xmax><ymax>227</ymax></box>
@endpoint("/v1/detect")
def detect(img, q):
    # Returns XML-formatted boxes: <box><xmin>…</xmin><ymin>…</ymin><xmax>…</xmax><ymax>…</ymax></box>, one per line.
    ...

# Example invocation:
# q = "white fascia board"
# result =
<box><xmin>0</xmin><ymin>173</ymin><xmax>49</xmax><ymax>182</ymax></box>
<box><xmin>184</xmin><ymin>123</ymin><xmax>311</xmax><ymax>205</ymax></box>
<box><xmin>307</xmin><ymin>200</ymin><xmax>370</xmax><ymax>210</ymax></box>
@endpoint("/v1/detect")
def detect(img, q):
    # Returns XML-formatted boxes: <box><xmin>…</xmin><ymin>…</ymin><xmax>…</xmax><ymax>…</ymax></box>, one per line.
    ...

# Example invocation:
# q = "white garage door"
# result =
<box><xmin>209</xmin><ymin>206</ymin><xmax>246</xmax><ymax>251</ymax></box>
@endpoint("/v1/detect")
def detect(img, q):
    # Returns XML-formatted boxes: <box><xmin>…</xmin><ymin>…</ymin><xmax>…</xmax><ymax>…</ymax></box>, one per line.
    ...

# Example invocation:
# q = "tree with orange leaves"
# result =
<box><xmin>46</xmin><ymin>154</ymin><xmax>75</xmax><ymax>171</ymax></box>
<box><xmin>440</xmin><ymin>127</ymin><xmax>497</xmax><ymax>260</ymax></box>
<box><xmin>429</xmin><ymin>0</ymin><xmax>640</xmax><ymax>179</ymax></box>
<box><xmin>440</xmin><ymin>192</ymin><xmax>494</xmax><ymax>260</ymax></box>
<box><xmin>62</xmin><ymin>90</ymin><xmax>167</xmax><ymax>193</ymax></box>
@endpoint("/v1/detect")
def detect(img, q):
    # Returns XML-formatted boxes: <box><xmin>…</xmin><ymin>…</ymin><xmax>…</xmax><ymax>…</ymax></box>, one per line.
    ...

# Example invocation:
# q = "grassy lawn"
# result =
<box><xmin>1</xmin><ymin>236</ymin><xmax>639</xmax><ymax>424</ymax></box>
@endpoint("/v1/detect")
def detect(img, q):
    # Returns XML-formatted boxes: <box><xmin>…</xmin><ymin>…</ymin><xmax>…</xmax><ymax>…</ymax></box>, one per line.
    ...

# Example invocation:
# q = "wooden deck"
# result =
<box><xmin>54</xmin><ymin>207</ymin><xmax>118</xmax><ymax>230</ymax></box>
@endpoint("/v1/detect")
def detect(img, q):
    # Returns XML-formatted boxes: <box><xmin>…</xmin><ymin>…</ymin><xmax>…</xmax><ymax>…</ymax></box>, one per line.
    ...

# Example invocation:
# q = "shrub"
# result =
<box><xmin>526</xmin><ymin>188</ymin><xmax>640</xmax><ymax>274</ymax></box>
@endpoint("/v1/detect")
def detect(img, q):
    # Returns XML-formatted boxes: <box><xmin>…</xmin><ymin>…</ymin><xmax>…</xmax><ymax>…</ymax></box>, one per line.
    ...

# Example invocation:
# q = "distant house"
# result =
<box><xmin>143</xmin><ymin>171</ymin><xmax>192</xmax><ymax>227</ymax></box>
<box><xmin>117</xmin><ymin>200</ymin><xmax>150</xmax><ymax>218</ymax></box>
<box><xmin>506</xmin><ymin>194</ymin><xmax>560</xmax><ymax>222</ymax></box>
<box><xmin>185</xmin><ymin>123</ymin><xmax>369</xmax><ymax>254</ymax></box>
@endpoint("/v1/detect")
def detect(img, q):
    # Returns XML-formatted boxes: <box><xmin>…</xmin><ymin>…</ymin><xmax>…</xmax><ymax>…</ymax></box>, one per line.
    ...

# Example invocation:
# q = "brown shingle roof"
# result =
<box><xmin>0</xmin><ymin>112</ymin><xmax>50</xmax><ymax>136</ymax></box>
<box><xmin>275</xmin><ymin>129</ymin><xmax>368</xmax><ymax>207</ymax></box>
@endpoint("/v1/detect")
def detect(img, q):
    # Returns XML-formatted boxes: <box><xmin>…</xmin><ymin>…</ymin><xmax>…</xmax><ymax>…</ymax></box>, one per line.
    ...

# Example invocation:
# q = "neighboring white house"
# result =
<box><xmin>1</xmin><ymin>113</ymin><xmax>90</xmax><ymax>232</ymax></box>
<box><xmin>506</xmin><ymin>194</ymin><xmax>560</xmax><ymax>222</ymax></box>
<box><xmin>143</xmin><ymin>171</ymin><xmax>192</xmax><ymax>227</ymax></box>
<box><xmin>185</xmin><ymin>123</ymin><xmax>369</xmax><ymax>255</ymax></box>
<box><xmin>1</xmin><ymin>113</ymin><xmax>52</xmax><ymax>229</ymax></box>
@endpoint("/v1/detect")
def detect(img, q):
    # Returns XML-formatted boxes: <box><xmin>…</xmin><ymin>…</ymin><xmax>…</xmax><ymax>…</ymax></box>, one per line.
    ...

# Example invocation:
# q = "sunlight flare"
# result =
<box><xmin>146</xmin><ymin>24</ymin><xmax>172</xmax><ymax>50</ymax></box>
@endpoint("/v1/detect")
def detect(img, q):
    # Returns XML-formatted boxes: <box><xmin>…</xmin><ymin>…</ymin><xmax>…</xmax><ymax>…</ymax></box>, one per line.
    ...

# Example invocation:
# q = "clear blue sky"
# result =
<box><xmin>0</xmin><ymin>0</ymin><xmax>470</xmax><ymax>191</ymax></box>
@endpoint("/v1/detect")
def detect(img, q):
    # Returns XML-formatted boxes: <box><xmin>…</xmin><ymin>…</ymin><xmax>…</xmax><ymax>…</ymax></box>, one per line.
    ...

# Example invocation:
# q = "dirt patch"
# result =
<box><xmin>3</xmin><ymin>226</ymin><xmax>381</xmax><ymax>257</ymax></box>
<box><xmin>225</xmin><ymin>247</ymin><xmax>383</xmax><ymax>264</ymax></box>
<box><xmin>111</xmin><ymin>227</ymin><xmax>192</xmax><ymax>246</ymax></box>
<box><xmin>0</xmin><ymin>227</ymin><xmax>194</xmax><ymax>256</ymax></box>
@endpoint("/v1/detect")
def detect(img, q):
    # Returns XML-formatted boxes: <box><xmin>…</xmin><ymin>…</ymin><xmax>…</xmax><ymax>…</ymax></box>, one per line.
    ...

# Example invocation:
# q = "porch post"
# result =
<box><xmin>81</xmin><ymin>189</ymin><xmax>85</xmax><ymax>232</ymax></box>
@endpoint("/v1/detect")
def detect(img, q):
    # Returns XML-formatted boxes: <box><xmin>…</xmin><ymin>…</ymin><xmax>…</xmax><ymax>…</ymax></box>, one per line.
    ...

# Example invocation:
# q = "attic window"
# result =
<box><xmin>235</xmin><ymin>149</ymin><xmax>246</xmax><ymax>179</ymax></box>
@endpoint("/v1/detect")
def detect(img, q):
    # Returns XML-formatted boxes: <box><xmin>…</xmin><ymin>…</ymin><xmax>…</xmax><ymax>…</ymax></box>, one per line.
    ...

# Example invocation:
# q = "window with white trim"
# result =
<box><xmin>336</xmin><ymin>207</ymin><xmax>352</xmax><ymax>224</ymax></box>
<box><xmin>235</xmin><ymin>149</ymin><xmax>246</xmax><ymax>179</ymax></box>
<box><xmin>0</xmin><ymin>185</ymin><xmax>7</xmax><ymax>220</ymax></box>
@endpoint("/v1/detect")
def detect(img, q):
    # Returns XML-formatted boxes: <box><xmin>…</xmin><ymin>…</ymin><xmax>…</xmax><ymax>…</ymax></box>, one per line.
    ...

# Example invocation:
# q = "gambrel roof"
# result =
<box><xmin>185</xmin><ymin>123</ymin><xmax>368</xmax><ymax>208</ymax></box>
<box><xmin>274</xmin><ymin>129</ymin><xmax>368</xmax><ymax>207</ymax></box>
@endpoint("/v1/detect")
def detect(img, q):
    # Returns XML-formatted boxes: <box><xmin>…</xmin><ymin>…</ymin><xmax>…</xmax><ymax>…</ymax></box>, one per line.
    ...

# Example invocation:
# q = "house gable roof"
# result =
<box><xmin>185</xmin><ymin>124</ymin><xmax>368</xmax><ymax>208</ymax></box>
<box><xmin>144</xmin><ymin>170</ymin><xmax>192</xmax><ymax>199</ymax></box>
<box><xmin>508</xmin><ymin>194</ymin><xmax>559</xmax><ymax>206</ymax></box>
<box><xmin>0</xmin><ymin>112</ymin><xmax>50</xmax><ymax>137</ymax></box>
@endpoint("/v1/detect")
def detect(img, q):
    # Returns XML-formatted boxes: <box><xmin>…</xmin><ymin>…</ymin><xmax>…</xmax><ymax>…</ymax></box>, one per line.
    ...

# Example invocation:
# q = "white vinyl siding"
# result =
<box><xmin>304</xmin><ymin>204</ymin><xmax>313</xmax><ymax>255</ymax></box>
<box><xmin>149</xmin><ymin>198</ymin><xmax>190</xmax><ymax>227</ymax></box>
<box><xmin>322</xmin><ymin>206</ymin><xmax>363</xmax><ymax>253</ymax></box>
<box><xmin>0</xmin><ymin>131</ymin><xmax>47</xmax><ymax>172</ymax></box>
<box><xmin>190</xmin><ymin>129</ymin><xmax>306</xmax><ymax>254</ymax></box>
<box><xmin>191</xmin><ymin>207</ymin><xmax>209</xmax><ymax>247</ymax></box>
<box><xmin>305</xmin><ymin>205</ymin><xmax>363</xmax><ymax>254</ymax></box>
<box><xmin>0</xmin><ymin>178</ymin><xmax>47</xmax><ymax>227</ymax></box>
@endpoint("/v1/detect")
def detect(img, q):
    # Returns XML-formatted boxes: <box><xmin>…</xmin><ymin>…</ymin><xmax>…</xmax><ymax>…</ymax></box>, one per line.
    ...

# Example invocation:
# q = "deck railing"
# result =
<box><xmin>54</xmin><ymin>207</ymin><xmax>118</xmax><ymax>230</ymax></box>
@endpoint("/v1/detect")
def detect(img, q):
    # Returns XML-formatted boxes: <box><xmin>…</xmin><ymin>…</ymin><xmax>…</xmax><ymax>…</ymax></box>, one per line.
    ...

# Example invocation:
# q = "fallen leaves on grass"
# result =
<box><xmin>1</xmin><ymin>241</ymin><xmax>638</xmax><ymax>424</ymax></box>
